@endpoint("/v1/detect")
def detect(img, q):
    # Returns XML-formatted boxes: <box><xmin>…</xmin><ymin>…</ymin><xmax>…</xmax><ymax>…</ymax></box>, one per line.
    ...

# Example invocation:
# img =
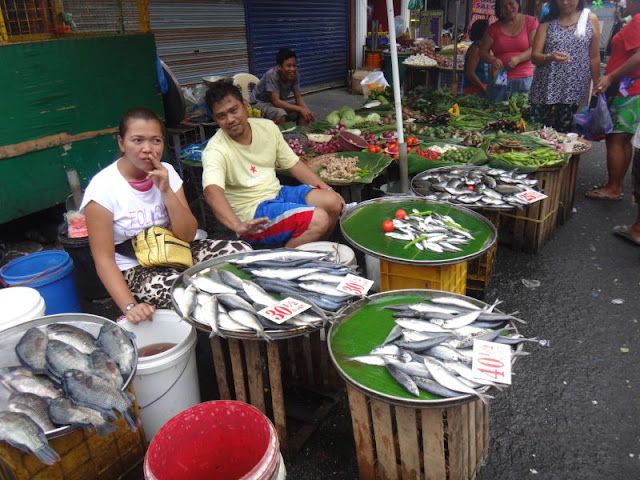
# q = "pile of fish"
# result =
<box><xmin>411</xmin><ymin>166</ymin><xmax>539</xmax><ymax>209</ymax></box>
<box><xmin>0</xmin><ymin>322</ymin><xmax>137</xmax><ymax>465</ymax></box>
<box><xmin>348</xmin><ymin>295</ymin><xmax>548</xmax><ymax>402</ymax></box>
<box><xmin>385</xmin><ymin>210</ymin><xmax>475</xmax><ymax>253</ymax></box>
<box><xmin>172</xmin><ymin>248</ymin><xmax>362</xmax><ymax>340</ymax></box>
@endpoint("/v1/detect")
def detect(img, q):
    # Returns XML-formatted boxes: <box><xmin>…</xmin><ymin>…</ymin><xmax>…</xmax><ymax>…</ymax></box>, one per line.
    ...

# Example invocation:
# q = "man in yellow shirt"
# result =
<box><xmin>202</xmin><ymin>80</ymin><xmax>345</xmax><ymax>247</ymax></box>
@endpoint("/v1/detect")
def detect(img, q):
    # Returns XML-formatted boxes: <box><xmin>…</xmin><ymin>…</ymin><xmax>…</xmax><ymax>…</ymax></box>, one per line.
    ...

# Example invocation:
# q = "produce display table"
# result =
<box><xmin>340</xmin><ymin>197</ymin><xmax>497</xmax><ymax>294</ymax></box>
<box><xmin>328</xmin><ymin>290</ymin><xmax>501</xmax><ymax>480</ymax></box>
<box><xmin>557</xmin><ymin>143</ymin><xmax>591</xmax><ymax>225</ymax></box>
<box><xmin>0</xmin><ymin>315</ymin><xmax>145</xmax><ymax>480</ymax></box>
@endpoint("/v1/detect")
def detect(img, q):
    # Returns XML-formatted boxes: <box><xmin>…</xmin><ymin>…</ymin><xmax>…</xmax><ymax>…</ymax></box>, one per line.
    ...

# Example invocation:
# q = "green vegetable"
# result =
<box><xmin>403</xmin><ymin>234</ymin><xmax>429</xmax><ymax>249</ymax></box>
<box><xmin>366</xmin><ymin>112</ymin><xmax>381</xmax><ymax>123</ymax></box>
<box><xmin>340</xmin><ymin>106</ymin><xmax>355</xmax><ymax>117</ymax></box>
<box><xmin>326</xmin><ymin>111</ymin><xmax>341</xmax><ymax>125</ymax></box>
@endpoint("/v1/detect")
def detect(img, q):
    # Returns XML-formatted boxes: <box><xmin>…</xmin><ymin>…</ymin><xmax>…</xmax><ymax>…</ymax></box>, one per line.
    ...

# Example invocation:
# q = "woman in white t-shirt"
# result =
<box><xmin>81</xmin><ymin>107</ymin><xmax>251</xmax><ymax>323</ymax></box>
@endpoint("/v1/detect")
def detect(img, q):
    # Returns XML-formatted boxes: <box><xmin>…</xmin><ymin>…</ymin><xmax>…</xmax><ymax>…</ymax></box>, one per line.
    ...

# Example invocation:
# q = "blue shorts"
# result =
<box><xmin>488</xmin><ymin>76</ymin><xmax>533</xmax><ymax>104</ymax></box>
<box><xmin>241</xmin><ymin>185</ymin><xmax>315</xmax><ymax>247</ymax></box>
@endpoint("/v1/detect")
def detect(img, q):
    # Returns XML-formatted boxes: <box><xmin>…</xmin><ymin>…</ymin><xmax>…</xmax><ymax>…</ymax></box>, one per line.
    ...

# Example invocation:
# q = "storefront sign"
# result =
<box><xmin>469</xmin><ymin>0</ymin><xmax>498</xmax><ymax>28</ymax></box>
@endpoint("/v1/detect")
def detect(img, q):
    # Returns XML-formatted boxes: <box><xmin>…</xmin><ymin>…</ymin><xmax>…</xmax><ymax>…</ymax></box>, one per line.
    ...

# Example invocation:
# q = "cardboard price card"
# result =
<box><xmin>258</xmin><ymin>297</ymin><xmax>311</xmax><ymax>325</ymax></box>
<box><xmin>471</xmin><ymin>339</ymin><xmax>512</xmax><ymax>385</ymax></box>
<box><xmin>514</xmin><ymin>190</ymin><xmax>548</xmax><ymax>204</ymax></box>
<box><xmin>336</xmin><ymin>274</ymin><xmax>374</xmax><ymax>296</ymax></box>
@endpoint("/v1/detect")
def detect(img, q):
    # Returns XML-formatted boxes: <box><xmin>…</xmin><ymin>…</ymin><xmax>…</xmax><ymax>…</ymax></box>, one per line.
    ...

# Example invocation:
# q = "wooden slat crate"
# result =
<box><xmin>0</xmin><ymin>388</ymin><xmax>146</xmax><ymax>480</ymax></box>
<box><xmin>498</xmin><ymin>165</ymin><xmax>565</xmax><ymax>253</ymax></box>
<box><xmin>209</xmin><ymin>327</ymin><xmax>343</xmax><ymax>456</ymax></box>
<box><xmin>557</xmin><ymin>154</ymin><xmax>581</xmax><ymax>226</ymax></box>
<box><xmin>379</xmin><ymin>259</ymin><xmax>467</xmax><ymax>294</ymax></box>
<box><xmin>346</xmin><ymin>384</ymin><xmax>490</xmax><ymax>480</ymax></box>
<box><xmin>466</xmin><ymin>210</ymin><xmax>499</xmax><ymax>300</ymax></box>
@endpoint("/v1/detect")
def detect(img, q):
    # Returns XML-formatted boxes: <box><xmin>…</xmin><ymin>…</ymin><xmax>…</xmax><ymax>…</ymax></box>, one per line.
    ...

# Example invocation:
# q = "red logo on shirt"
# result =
<box><xmin>250</xmin><ymin>165</ymin><xmax>257</xmax><ymax>174</ymax></box>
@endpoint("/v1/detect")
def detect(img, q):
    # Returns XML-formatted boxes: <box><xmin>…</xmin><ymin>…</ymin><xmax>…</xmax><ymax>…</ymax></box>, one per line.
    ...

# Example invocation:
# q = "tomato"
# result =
<box><xmin>382</xmin><ymin>220</ymin><xmax>395</xmax><ymax>232</ymax></box>
<box><xmin>392</xmin><ymin>153</ymin><xmax>399</xmax><ymax>159</ymax></box>
<box><xmin>407</xmin><ymin>136</ymin><xmax>420</xmax><ymax>146</ymax></box>
<box><xmin>395</xmin><ymin>209</ymin><xmax>407</xmax><ymax>219</ymax></box>
<box><xmin>466</xmin><ymin>185</ymin><xmax>475</xmax><ymax>191</ymax></box>
<box><xmin>374</xmin><ymin>145</ymin><xmax>382</xmax><ymax>153</ymax></box>
<box><xmin>367</xmin><ymin>144</ymin><xmax>378</xmax><ymax>153</ymax></box>
<box><xmin>387</xmin><ymin>143</ymin><xmax>399</xmax><ymax>153</ymax></box>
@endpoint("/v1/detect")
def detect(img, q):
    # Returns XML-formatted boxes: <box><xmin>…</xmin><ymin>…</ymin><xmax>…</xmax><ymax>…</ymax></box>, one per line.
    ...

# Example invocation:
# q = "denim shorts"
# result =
<box><xmin>488</xmin><ymin>76</ymin><xmax>533</xmax><ymax>104</ymax></box>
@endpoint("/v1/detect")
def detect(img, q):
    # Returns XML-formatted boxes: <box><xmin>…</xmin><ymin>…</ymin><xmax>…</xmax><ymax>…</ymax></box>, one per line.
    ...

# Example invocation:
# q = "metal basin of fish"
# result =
<box><xmin>328</xmin><ymin>289</ymin><xmax>522</xmax><ymax>408</ymax></box>
<box><xmin>340</xmin><ymin>197</ymin><xmax>497</xmax><ymax>266</ymax></box>
<box><xmin>0</xmin><ymin>314</ymin><xmax>137</xmax><ymax>439</ymax></box>
<box><xmin>411</xmin><ymin>165</ymin><xmax>540</xmax><ymax>211</ymax></box>
<box><xmin>170</xmin><ymin>251</ymin><xmax>360</xmax><ymax>341</ymax></box>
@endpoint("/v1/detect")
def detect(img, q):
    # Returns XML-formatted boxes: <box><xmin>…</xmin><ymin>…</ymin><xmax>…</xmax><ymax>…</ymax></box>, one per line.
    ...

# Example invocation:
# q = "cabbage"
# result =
<box><xmin>339</xmin><ymin>106</ymin><xmax>355</xmax><ymax>117</ymax></box>
<box><xmin>366</xmin><ymin>113</ymin><xmax>381</xmax><ymax>122</ymax></box>
<box><xmin>342</xmin><ymin>116</ymin><xmax>357</xmax><ymax>128</ymax></box>
<box><xmin>341</xmin><ymin>109</ymin><xmax>356</xmax><ymax>121</ymax></box>
<box><xmin>352</xmin><ymin>115</ymin><xmax>365</xmax><ymax>125</ymax></box>
<box><xmin>326</xmin><ymin>110</ymin><xmax>341</xmax><ymax>125</ymax></box>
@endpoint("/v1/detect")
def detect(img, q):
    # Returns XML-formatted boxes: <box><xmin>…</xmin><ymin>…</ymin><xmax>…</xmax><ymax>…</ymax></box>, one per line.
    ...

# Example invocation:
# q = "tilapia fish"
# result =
<box><xmin>8</xmin><ymin>393</ymin><xmax>56</xmax><ymax>432</ymax></box>
<box><xmin>96</xmin><ymin>321</ymin><xmax>136</xmax><ymax>378</ymax></box>
<box><xmin>48</xmin><ymin>397</ymin><xmax>117</xmax><ymax>437</ymax></box>
<box><xmin>0</xmin><ymin>412</ymin><xmax>60</xmax><ymax>465</ymax></box>
<box><xmin>15</xmin><ymin>327</ymin><xmax>48</xmax><ymax>374</ymax></box>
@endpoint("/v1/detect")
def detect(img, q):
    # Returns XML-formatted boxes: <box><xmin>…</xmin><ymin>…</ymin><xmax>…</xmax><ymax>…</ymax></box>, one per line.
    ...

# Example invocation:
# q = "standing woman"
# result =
<box><xmin>463</xmin><ymin>19</ymin><xmax>491</xmax><ymax>95</ymax></box>
<box><xmin>529</xmin><ymin>0</ymin><xmax>601</xmax><ymax>132</ymax></box>
<box><xmin>479</xmin><ymin>0</ymin><xmax>539</xmax><ymax>103</ymax></box>
<box><xmin>586</xmin><ymin>0</ymin><xmax>640</xmax><ymax>201</ymax></box>
<box><xmin>81</xmin><ymin>107</ymin><xmax>251</xmax><ymax>323</ymax></box>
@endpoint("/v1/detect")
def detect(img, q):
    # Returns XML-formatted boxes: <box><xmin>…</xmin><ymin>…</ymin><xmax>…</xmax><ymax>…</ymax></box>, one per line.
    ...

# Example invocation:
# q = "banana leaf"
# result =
<box><xmin>279</xmin><ymin>152</ymin><xmax>393</xmax><ymax>185</ymax></box>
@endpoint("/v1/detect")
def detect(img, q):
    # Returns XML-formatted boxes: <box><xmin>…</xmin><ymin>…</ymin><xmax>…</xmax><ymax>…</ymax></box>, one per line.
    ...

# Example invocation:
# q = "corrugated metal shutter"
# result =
<box><xmin>150</xmin><ymin>0</ymin><xmax>249</xmax><ymax>86</ymax></box>
<box><xmin>245</xmin><ymin>0</ymin><xmax>349</xmax><ymax>91</ymax></box>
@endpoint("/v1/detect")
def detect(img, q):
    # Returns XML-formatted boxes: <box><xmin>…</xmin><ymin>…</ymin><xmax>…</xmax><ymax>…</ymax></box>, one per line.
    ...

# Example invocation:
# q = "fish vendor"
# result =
<box><xmin>202</xmin><ymin>79</ymin><xmax>345</xmax><ymax>248</ymax></box>
<box><xmin>249</xmin><ymin>48</ymin><xmax>315</xmax><ymax>126</ymax></box>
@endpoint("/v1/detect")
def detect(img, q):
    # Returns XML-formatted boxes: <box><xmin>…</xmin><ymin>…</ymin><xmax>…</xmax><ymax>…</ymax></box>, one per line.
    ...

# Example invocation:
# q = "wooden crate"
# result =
<box><xmin>379</xmin><ymin>259</ymin><xmax>467</xmax><ymax>294</ymax></box>
<box><xmin>0</xmin><ymin>388</ymin><xmax>145</xmax><ymax>480</ymax></box>
<box><xmin>346</xmin><ymin>384</ymin><xmax>489</xmax><ymax>480</ymax></box>
<box><xmin>498</xmin><ymin>165</ymin><xmax>565</xmax><ymax>254</ymax></box>
<box><xmin>466</xmin><ymin>210</ymin><xmax>499</xmax><ymax>300</ymax></box>
<box><xmin>557</xmin><ymin>154</ymin><xmax>581</xmax><ymax>226</ymax></box>
<box><xmin>209</xmin><ymin>327</ymin><xmax>343</xmax><ymax>456</ymax></box>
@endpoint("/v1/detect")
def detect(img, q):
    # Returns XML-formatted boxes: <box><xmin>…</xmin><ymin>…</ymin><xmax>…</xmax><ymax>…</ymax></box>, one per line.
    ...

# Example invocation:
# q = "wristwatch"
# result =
<box><xmin>124</xmin><ymin>303</ymin><xmax>137</xmax><ymax>313</ymax></box>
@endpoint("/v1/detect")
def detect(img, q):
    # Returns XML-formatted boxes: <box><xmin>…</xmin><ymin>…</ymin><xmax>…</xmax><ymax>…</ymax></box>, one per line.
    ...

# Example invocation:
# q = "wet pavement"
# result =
<box><xmin>1</xmin><ymin>88</ymin><xmax>639</xmax><ymax>479</ymax></box>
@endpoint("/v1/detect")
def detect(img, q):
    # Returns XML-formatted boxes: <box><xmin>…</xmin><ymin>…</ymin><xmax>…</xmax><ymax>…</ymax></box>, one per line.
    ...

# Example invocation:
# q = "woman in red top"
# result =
<box><xmin>585</xmin><ymin>0</ymin><xmax>640</xmax><ymax>207</ymax></box>
<box><xmin>479</xmin><ymin>0</ymin><xmax>539</xmax><ymax>103</ymax></box>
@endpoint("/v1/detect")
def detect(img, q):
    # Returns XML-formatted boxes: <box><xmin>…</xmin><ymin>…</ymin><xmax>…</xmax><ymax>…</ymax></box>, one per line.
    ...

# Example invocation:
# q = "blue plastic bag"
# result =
<box><xmin>573</xmin><ymin>93</ymin><xmax>613</xmax><ymax>140</ymax></box>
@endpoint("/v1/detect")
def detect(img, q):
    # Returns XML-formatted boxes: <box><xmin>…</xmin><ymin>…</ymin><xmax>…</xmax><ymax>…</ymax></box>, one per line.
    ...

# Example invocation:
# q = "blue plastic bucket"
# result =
<box><xmin>0</xmin><ymin>251</ymin><xmax>81</xmax><ymax>315</ymax></box>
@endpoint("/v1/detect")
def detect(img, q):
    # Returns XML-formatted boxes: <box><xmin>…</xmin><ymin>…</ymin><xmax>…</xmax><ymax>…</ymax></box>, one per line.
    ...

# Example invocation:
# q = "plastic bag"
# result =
<box><xmin>64</xmin><ymin>211</ymin><xmax>88</xmax><ymax>238</ymax></box>
<box><xmin>573</xmin><ymin>93</ymin><xmax>613</xmax><ymax>141</ymax></box>
<box><xmin>494</xmin><ymin>68</ymin><xmax>508</xmax><ymax>87</ymax></box>
<box><xmin>182</xmin><ymin>84</ymin><xmax>208</xmax><ymax>119</ymax></box>
<box><xmin>633</xmin><ymin>122</ymin><xmax>640</xmax><ymax>149</ymax></box>
<box><xmin>360</xmin><ymin>71</ymin><xmax>389</xmax><ymax>97</ymax></box>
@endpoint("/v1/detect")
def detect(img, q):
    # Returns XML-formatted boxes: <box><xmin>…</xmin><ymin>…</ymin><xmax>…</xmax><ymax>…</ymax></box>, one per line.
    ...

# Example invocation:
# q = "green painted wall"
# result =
<box><xmin>0</xmin><ymin>34</ymin><xmax>163</xmax><ymax>223</ymax></box>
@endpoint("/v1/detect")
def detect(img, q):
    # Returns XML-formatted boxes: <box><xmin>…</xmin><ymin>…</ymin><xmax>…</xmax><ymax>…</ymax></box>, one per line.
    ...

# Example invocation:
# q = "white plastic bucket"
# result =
<box><xmin>0</xmin><ymin>287</ymin><xmax>46</xmax><ymax>332</ymax></box>
<box><xmin>296</xmin><ymin>241</ymin><xmax>357</xmax><ymax>267</ymax></box>
<box><xmin>365</xmin><ymin>255</ymin><xmax>381</xmax><ymax>292</ymax></box>
<box><xmin>120</xmin><ymin>309</ymin><xmax>200</xmax><ymax>442</ymax></box>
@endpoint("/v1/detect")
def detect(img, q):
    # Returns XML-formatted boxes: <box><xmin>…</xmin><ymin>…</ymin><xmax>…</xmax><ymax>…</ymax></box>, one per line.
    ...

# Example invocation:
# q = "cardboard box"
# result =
<box><xmin>352</xmin><ymin>67</ymin><xmax>380</xmax><ymax>95</ymax></box>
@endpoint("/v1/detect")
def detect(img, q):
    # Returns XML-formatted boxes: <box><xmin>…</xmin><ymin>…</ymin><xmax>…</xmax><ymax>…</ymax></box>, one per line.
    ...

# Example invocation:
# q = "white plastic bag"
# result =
<box><xmin>360</xmin><ymin>71</ymin><xmax>390</xmax><ymax>97</ymax></box>
<box><xmin>633</xmin><ymin>122</ymin><xmax>640</xmax><ymax>149</ymax></box>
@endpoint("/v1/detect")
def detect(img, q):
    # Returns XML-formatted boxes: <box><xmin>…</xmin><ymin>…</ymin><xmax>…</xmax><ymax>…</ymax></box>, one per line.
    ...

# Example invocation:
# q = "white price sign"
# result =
<box><xmin>472</xmin><ymin>339</ymin><xmax>512</xmax><ymax>385</ymax></box>
<box><xmin>336</xmin><ymin>274</ymin><xmax>374</xmax><ymax>296</ymax></box>
<box><xmin>514</xmin><ymin>190</ymin><xmax>548</xmax><ymax>204</ymax></box>
<box><xmin>258</xmin><ymin>297</ymin><xmax>311</xmax><ymax>325</ymax></box>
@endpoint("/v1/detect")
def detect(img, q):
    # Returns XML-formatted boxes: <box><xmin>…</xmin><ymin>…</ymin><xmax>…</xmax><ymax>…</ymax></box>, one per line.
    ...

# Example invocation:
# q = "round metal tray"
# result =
<box><xmin>0</xmin><ymin>314</ymin><xmax>138</xmax><ymax>439</ymax></box>
<box><xmin>328</xmin><ymin>289</ymin><xmax>521</xmax><ymax>408</ymax></box>
<box><xmin>411</xmin><ymin>165</ymin><xmax>531</xmax><ymax>211</ymax></box>
<box><xmin>339</xmin><ymin>196</ymin><xmax>498</xmax><ymax>266</ymax></box>
<box><xmin>170</xmin><ymin>251</ymin><xmax>355</xmax><ymax>341</ymax></box>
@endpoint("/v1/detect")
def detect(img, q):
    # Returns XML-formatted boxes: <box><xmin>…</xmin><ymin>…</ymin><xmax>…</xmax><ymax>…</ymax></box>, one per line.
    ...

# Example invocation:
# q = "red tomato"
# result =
<box><xmin>367</xmin><ymin>144</ymin><xmax>378</xmax><ymax>153</ymax></box>
<box><xmin>395</xmin><ymin>209</ymin><xmax>407</xmax><ymax>219</ymax></box>
<box><xmin>388</xmin><ymin>143</ymin><xmax>399</xmax><ymax>153</ymax></box>
<box><xmin>382</xmin><ymin>220</ymin><xmax>395</xmax><ymax>232</ymax></box>
<box><xmin>466</xmin><ymin>185</ymin><xmax>475</xmax><ymax>191</ymax></box>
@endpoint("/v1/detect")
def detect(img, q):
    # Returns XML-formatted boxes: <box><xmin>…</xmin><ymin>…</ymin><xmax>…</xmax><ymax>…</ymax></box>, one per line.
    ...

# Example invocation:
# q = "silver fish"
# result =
<box><xmin>249</xmin><ymin>267</ymin><xmax>320</xmax><ymax>281</ymax></box>
<box><xmin>1</xmin><ymin>373</ymin><xmax>60</xmax><ymax>399</ymax></box>
<box><xmin>44</xmin><ymin>323</ymin><xmax>97</xmax><ymax>355</ymax></box>
<box><xmin>8</xmin><ymin>393</ymin><xmax>56</xmax><ymax>432</ymax></box>
<box><xmin>202</xmin><ymin>296</ymin><xmax>220</xmax><ymax>339</ymax></box>
<box><xmin>90</xmin><ymin>350</ymin><xmax>123</xmax><ymax>389</ymax></box>
<box><xmin>45</xmin><ymin>340</ymin><xmax>92</xmax><ymax>381</ymax></box>
<box><xmin>231</xmin><ymin>249</ymin><xmax>327</xmax><ymax>265</ymax></box>
<box><xmin>430</xmin><ymin>296</ymin><xmax>481</xmax><ymax>311</ymax></box>
<box><xmin>96</xmin><ymin>322</ymin><xmax>135</xmax><ymax>379</ymax></box>
<box><xmin>15</xmin><ymin>327</ymin><xmax>48</xmax><ymax>374</ymax></box>
<box><xmin>218</xmin><ymin>269</ymin><xmax>246</xmax><ymax>290</ymax></box>
<box><xmin>242</xmin><ymin>281</ymin><xmax>278</xmax><ymax>307</ymax></box>
<box><xmin>298</xmin><ymin>282</ymin><xmax>351</xmax><ymax>297</ymax></box>
<box><xmin>423</xmin><ymin>357</ymin><xmax>491</xmax><ymax>404</ymax></box>
<box><xmin>347</xmin><ymin>355</ymin><xmax>387</xmax><ymax>366</ymax></box>
<box><xmin>48</xmin><ymin>397</ymin><xmax>117</xmax><ymax>437</ymax></box>
<box><xmin>228</xmin><ymin>310</ymin><xmax>271</xmax><ymax>340</ymax></box>
<box><xmin>217</xmin><ymin>293</ymin><xmax>257</xmax><ymax>314</ymax></box>
<box><xmin>395</xmin><ymin>319</ymin><xmax>452</xmax><ymax>334</ymax></box>
<box><xmin>190</xmin><ymin>275</ymin><xmax>236</xmax><ymax>295</ymax></box>
<box><xmin>386</xmin><ymin>364</ymin><xmax>420</xmax><ymax>397</ymax></box>
<box><xmin>0</xmin><ymin>412</ymin><xmax>60</xmax><ymax>465</ymax></box>
<box><xmin>412</xmin><ymin>376</ymin><xmax>460</xmax><ymax>397</ymax></box>
<box><xmin>426</xmin><ymin>345</ymin><xmax>472</xmax><ymax>364</ymax></box>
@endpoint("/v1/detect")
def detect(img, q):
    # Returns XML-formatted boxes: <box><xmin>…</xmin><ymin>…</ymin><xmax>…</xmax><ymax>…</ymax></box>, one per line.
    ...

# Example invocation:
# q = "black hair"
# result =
<box><xmin>204</xmin><ymin>78</ymin><xmax>244</xmax><ymax>112</ymax></box>
<box><xmin>118</xmin><ymin>107</ymin><xmax>163</xmax><ymax>138</ymax></box>
<box><xmin>542</xmin><ymin>0</ymin><xmax>585</xmax><ymax>22</ymax></box>
<box><xmin>469</xmin><ymin>19</ymin><xmax>489</xmax><ymax>41</ymax></box>
<box><xmin>495</xmin><ymin>0</ymin><xmax>522</xmax><ymax>21</ymax></box>
<box><xmin>276</xmin><ymin>48</ymin><xmax>297</xmax><ymax>65</ymax></box>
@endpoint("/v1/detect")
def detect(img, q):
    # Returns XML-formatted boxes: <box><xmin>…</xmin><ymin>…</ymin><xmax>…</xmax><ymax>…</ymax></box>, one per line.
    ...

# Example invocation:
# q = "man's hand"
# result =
<box><xmin>300</xmin><ymin>107</ymin><xmax>315</xmax><ymax>122</ymax></box>
<box><xmin>147</xmin><ymin>153</ymin><xmax>170</xmax><ymax>193</ymax></box>
<box><xmin>233</xmin><ymin>217</ymin><xmax>271</xmax><ymax>236</ymax></box>
<box><xmin>595</xmin><ymin>75</ymin><xmax>612</xmax><ymax>94</ymax></box>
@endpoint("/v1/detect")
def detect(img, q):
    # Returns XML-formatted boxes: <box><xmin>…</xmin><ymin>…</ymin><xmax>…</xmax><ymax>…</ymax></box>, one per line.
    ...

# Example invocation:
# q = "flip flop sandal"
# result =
<box><xmin>585</xmin><ymin>188</ymin><xmax>624</xmax><ymax>201</ymax></box>
<box><xmin>613</xmin><ymin>225</ymin><xmax>640</xmax><ymax>246</ymax></box>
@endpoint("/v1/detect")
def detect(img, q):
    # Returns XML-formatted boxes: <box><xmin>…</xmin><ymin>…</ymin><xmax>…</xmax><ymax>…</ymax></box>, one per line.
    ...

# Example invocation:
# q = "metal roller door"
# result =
<box><xmin>150</xmin><ymin>0</ymin><xmax>249</xmax><ymax>86</ymax></box>
<box><xmin>245</xmin><ymin>0</ymin><xmax>349</xmax><ymax>91</ymax></box>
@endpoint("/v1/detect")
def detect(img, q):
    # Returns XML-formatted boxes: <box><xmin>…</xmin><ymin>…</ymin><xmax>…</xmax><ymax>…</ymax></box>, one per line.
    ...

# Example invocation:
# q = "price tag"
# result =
<box><xmin>258</xmin><ymin>297</ymin><xmax>311</xmax><ymax>325</ymax></box>
<box><xmin>471</xmin><ymin>339</ymin><xmax>512</xmax><ymax>385</ymax></box>
<box><xmin>336</xmin><ymin>274</ymin><xmax>374</xmax><ymax>296</ymax></box>
<box><xmin>514</xmin><ymin>190</ymin><xmax>548</xmax><ymax>204</ymax></box>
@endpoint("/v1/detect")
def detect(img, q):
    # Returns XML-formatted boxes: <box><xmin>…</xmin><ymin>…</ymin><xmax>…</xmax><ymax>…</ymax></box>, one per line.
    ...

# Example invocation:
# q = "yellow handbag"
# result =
<box><xmin>131</xmin><ymin>226</ymin><xmax>193</xmax><ymax>269</ymax></box>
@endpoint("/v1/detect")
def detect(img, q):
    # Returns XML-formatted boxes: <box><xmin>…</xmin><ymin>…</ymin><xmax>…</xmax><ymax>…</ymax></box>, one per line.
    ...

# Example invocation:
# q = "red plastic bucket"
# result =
<box><xmin>143</xmin><ymin>400</ymin><xmax>283</xmax><ymax>480</ymax></box>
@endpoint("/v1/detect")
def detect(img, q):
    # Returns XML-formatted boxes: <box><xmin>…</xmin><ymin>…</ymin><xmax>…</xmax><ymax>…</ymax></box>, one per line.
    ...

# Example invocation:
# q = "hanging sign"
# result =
<box><xmin>469</xmin><ymin>0</ymin><xmax>498</xmax><ymax>29</ymax></box>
